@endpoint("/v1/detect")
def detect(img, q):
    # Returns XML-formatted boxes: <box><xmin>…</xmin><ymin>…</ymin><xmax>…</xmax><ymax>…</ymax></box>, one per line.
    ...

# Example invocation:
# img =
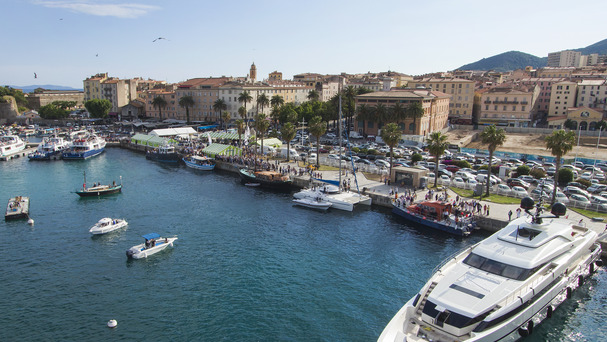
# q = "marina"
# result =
<box><xmin>0</xmin><ymin>148</ymin><xmax>606</xmax><ymax>341</ymax></box>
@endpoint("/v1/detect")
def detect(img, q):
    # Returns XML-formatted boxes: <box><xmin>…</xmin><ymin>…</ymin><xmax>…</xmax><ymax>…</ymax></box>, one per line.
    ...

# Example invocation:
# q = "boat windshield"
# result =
<box><xmin>463</xmin><ymin>253</ymin><xmax>544</xmax><ymax>281</ymax></box>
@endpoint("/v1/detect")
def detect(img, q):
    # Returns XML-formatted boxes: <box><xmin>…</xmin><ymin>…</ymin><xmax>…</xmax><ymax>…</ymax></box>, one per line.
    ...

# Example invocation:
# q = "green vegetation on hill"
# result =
<box><xmin>457</xmin><ymin>51</ymin><xmax>547</xmax><ymax>72</ymax></box>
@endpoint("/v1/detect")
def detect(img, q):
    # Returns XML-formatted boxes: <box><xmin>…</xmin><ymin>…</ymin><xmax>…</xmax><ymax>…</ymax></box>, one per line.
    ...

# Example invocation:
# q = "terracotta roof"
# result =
<box><xmin>178</xmin><ymin>77</ymin><xmax>230</xmax><ymax>88</ymax></box>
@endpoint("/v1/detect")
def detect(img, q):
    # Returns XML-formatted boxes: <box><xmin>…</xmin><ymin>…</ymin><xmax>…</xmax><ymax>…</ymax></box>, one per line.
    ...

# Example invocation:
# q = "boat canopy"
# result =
<box><xmin>142</xmin><ymin>233</ymin><xmax>160</xmax><ymax>240</ymax></box>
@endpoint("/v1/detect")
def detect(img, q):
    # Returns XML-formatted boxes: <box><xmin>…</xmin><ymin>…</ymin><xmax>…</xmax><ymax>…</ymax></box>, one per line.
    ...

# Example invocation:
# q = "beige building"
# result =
<box><xmin>100</xmin><ymin>78</ymin><xmax>137</xmax><ymax>115</ymax></box>
<box><xmin>144</xmin><ymin>89</ymin><xmax>178</xmax><ymax>120</ymax></box>
<box><xmin>174</xmin><ymin>77</ymin><xmax>230</xmax><ymax>122</ymax></box>
<box><xmin>576</xmin><ymin>79</ymin><xmax>607</xmax><ymax>113</ymax></box>
<box><xmin>548</xmin><ymin>81</ymin><xmax>577</xmax><ymax>117</ymax></box>
<box><xmin>548</xmin><ymin>107</ymin><xmax>604</xmax><ymax>130</ymax></box>
<box><xmin>475</xmin><ymin>85</ymin><xmax>540</xmax><ymax>127</ymax></box>
<box><xmin>408</xmin><ymin>78</ymin><xmax>475</xmax><ymax>123</ymax></box>
<box><xmin>354</xmin><ymin>89</ymin><xmax>450</xmax><ymax>136</ymax></box>
<box><xmin>535</xmin><ymin>67</ymin><xmax>575</xmax><ymax>79</ymax></box>
<box><xmin>269</xmin><ymin>71</ymin><xmax>282</xmax><ymax>81</ymax></box>
<box><xmin>83</xmin><ymin>73</ymin><xmax>108</xmax><ymax>102</ymax></box>
<box><xmin>26</xmin><ymin>90</ymin><xmax>84</xmax><ymax>110</ymax></box>
<box><xmin>547</xmin><ymin>50</ymin><xmax>582</xmax><ymax>68</ymax></box>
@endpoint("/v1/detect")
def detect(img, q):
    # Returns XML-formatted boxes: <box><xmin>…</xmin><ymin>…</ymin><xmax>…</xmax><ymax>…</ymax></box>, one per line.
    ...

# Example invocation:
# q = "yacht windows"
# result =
<box><xmin>463</xmin><ymin>253</ymin><xmax>543</xmax><ymax>281</ymax></box>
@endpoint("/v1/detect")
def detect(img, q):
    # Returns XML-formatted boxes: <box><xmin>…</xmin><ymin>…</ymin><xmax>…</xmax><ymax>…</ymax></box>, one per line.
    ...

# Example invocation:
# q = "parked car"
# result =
<box><xmin>562</xmin><ymin>186</ymin><xmax>590</xmax><ymax>199</ymax></box>
<box><xmin>569</xmin><ymin>194</ymin><xmax>591</xmax><ymax>206</ymax></box>
<box><xmin>553</xmin><ymin>192</ymin><xmax>570</xmax><ymax>204</ymax></box>
<box><xmin>567</xmin><ymin>181</ymin><xmax>587</xmax><ymax>190</ymax></box>
<box><xmin>496</xmin><ymin>184</ymin><xmax>512</xmax><ymax>195</ymax></box>
<box><xmin>511</xmin><ymin>186</ymin><xmax>528</xmax><ymax>198</ymax></box>
<box><xmin>375</xmin><ymin>159</ymin><xmax>390</xmax><ymax>168</ymax></box>
<box><xmin>506</xmin><ymin>178</ymin><xmax>530</xmax><ymax>190</ymax></box>
<box><xmin>355</xmin><ymin>158</ymin><xmax>372</xmax><ymax>165</ymax></box>
<box><xmin>518</xmin><ymin>175</ymin><xmax>537</xmax><ymax>184</ymax></box>
<box><xmin>530</xmin><ymin>188</ymin><xmax>550</xmax><ymax>200</ymax></box>
<box><xmin>590</xmin><ymin>195</ymin><xmax>607</xmax><ymax>206</ymax></box>
<box><xmin>588</xmin><ymin>184</ymin><xmax>607</xmax><ymax>194</ymax></box>
<box><xmin>438</xmin><ymin>169</ymin><xmax>453</xmax><ymax>178</ymax></box>
<box><xmin>439</xmin><ymin>175</ymin><xmax>451</xmax><ymax>185</ymax></box>
<box><xmin>452</xmin><ymin>177</ymin><xmax>466</xmax><ymax>188</ymax></box>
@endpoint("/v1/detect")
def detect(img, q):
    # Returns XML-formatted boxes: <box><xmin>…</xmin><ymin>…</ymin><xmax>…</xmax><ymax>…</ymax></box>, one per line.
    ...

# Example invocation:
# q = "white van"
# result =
<box><xmin>279</xmin><ymin>148</ymin><xmax>299</xmax><ymax>159</ymax></box>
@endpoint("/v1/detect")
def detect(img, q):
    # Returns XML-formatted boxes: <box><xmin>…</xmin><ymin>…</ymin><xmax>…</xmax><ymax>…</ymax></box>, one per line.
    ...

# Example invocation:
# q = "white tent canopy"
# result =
<box><xmin>149</xmin><ymin>127</ymin><xmax>197</xmax><ymax>137</ymax></box>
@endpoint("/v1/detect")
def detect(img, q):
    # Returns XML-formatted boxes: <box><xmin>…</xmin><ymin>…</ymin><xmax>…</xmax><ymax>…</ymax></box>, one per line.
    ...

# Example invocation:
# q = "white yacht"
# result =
<box><xmin>28</xmin><ymin>135</ymin><xmax>71</xmax><ymax>160</ymax></box>
<box><xmin>126</xmin><ymin>233</ymin><xmax>177</xmax><ymax>259</ymax></box>
<box><xmin>0</xmin><ymin>135</ymin><xmax>26</xmax><ymax>158</ymax></box>
<box><xmin>89</xmin><ymin>217</ymin><xmax>128</xmax><ymax>235</ymax></box>
<box><xmin>62</xmin><ymin>131</ymin><xmax>106</xmax><ymax>160</ymax></box>
<box><xmin>378</xmin><ymin>198</ymin><xmax>602</xmax><ymax>342</ymax></box>
<box><xmin>293</xmin><ymin>186</ymin><xmax>371</xmax><ymax>211</ymax></box>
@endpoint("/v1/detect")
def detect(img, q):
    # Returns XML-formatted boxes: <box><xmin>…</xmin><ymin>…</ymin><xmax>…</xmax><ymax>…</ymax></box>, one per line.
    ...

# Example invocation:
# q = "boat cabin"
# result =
<box><xmin>254</xmin><ymin>171</ymin><xmax>289</xmax><ymax>182</ymax></box>
<box><xmin>408</xmin><ymin>201</ymin><xmax>452</xmax><ymax>221</ymax></box>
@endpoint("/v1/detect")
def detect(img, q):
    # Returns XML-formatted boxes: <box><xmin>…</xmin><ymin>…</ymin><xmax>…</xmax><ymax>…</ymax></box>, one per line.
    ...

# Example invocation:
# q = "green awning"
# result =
<box><xmin>201</xmin><ymin>143</ymin><xmax>242</xmax><ymax>157</ymax></box>
<box><xmin>130</xmin><ymin>134</ymin><xmax>175</xmax><ymax>147</ymax></box>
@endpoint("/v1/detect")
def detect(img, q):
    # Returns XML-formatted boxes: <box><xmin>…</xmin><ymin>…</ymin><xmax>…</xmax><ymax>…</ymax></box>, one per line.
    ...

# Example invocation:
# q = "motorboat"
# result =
<box><xmin>62</xmin><ymin>131</ymin><xmax>106</xmax><ymax>160</ymax></box>
<box><xmin>392</xmin><ymin>200</ymin><xmax>475</xmax><ymax>236</ymax></box>
<box><xmin>28</xmin><ymin>135</ymin><xmax>71</xmax><ymax>160</ymax></box>
<box><xmin>239</xmin><ymin>168</ymin><xmax>292</xmax><ymax>192</ymax></box>
<box><xmin>292</xmin><ymin>195</ymin><xmax>332</xmax><ymax>210</ymax></box>
<box><xmin>75</xmin><ymin>172</ymin><xmax>122</xmax><ymax>197</ymax></box>
<box><xmin>293</xmin><ymin>186</ymin><xmax>371</xmax><ymax>211</ymax></box>
<box><xmin>126</xmin><ymin>233</ymin><xmax>178</xmax><ymax>259</ymax></box>
<box><xmin>89</xmin><ymin>217</ymin><xmax>128</xmax><ymax>235</ymax></box>
<box><xmin>146</xmin><ymin>143</ymin><xmax>180</xmax><ymax>163</ymax></box>
<box><xmin>183</xmin><ymin>155</ymin><xmax>215</xmax><ymax>171</ymax></box>
<box><xmin>378</xmin><ymin>198</ymin><xmax>602</xmax><ymax>342</ymax></box>
<box><xmin>5</xmin><ymin>196</ymin><xmax>29</xmax><ymax>220</ymax></box>
<box><xmin>0</xmin><ymin>135</ymin><xmax>26</xmax><ymax>158</ymax></box>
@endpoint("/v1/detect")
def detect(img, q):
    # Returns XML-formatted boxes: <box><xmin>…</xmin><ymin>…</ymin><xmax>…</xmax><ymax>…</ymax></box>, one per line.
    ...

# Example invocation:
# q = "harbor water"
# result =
<box><xmin>1</xmin><ymin>148</ymin><xmax>606</xmax><ymax>341</ymax></box>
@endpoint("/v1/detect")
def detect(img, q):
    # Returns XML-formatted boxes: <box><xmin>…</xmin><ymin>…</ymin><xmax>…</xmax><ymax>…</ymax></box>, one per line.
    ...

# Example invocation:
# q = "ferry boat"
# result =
<box><xmin>239</xmin><ymin>168</ymin><xmax>292</xmax><ymax>192</ymax></box>
<box><xmin>0</xmin><ymin>135</ymin><xmax>26</xmax><ymax>158</ymax></box>
<box><xmin>378</xmin><ymin>198</ymin><xmax>602</xmax><ymax>342</ymax></box>
<box><xmin>62</xmin><ymin>131</ymin><xmax>106</xmax><ymax>160</ymax></box>
<box><xmin>28</xmin><ymin>136</ymin><xmax>71</xmax><ymax>160</ymax></box>
<box><xmin>183</xmin><ymin>155</ymin><xmax>215</xmax><ymax>171</ymax></box>
<box><xmin>146</xmin><ymin>143</ymin><xmax>180</xmax><ymax>163</ymax></box>
<box><xmin>392</xmin><ymin>200</ymin><xmax>475</xmax><ymax>236</ymax></box>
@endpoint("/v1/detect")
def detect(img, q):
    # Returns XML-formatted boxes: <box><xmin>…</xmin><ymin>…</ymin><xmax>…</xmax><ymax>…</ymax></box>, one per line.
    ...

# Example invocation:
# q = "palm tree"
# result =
<box><xmin>238</xmin><ymin>90</ymin><xmax>253</xmax><ymax>120</ymax></box>
<box><xmin>270</xmin><ymin>106</ymin><xmax>281</xmax><ymax>131</ymax></box>
<box><xmin>213</xmin><ymin>99</ymin><xmax>227</xmax><ymax>123</ymax></box>
<box><xmin>152</xmin><ymin>96</ymin><xmax>167</xmax><ymax>119</ymax></box>
<box><xmin>178</xmin><ymin>95</ymin><xmax>195</xmax><ymax>124</ymax></box>
<box><xmin>235</xmin><ymin>119</ymin><xmax>245</xmax><ymax>148</ymax></box>
<box><xmin>390</xmin><ymin>102</ymin><xmax>407</xmax><ymax>123</ymax></box>
<box><xmin>380</xmin><ymin>123</ymin><xmax>402</xmax><ymax>177</ymax></box>
<box><xmin>254</xmin><ymin>113</ymin><xmax>271</xmax><ymax>155</ymax></box>
<box><xmin>307</xmin><ymin>90</ymin><xmax>320</xmax><ymax>102</ymax></box>
<box><xmin>257</xmin><ymin>93</ymin><xmax>270</xmax><ymax>115</ymax></box>
<box><xmin>238</xmin><ymin>106</ymin><xmax>247</xmax><ymax>122</ymax></box>
<box><xmin>545</xmin><ymin>129</ymin><xmax>576</xmax><ymax>204</ymax></box>
<box><xmin>480</xmin><ymin>125</ymin><xmax>506</xmax><ymax>196</ymax></box>
<box><xmin>221</xmin><ymin>111</ymin><xmax>231</xmax><ymax>130</ymax></box>
<box><xmin>270</xmin><ymin>95</ymin><xmax>284</xmax><ymax>109</ymax></box>
<box><xmin>407</xmin><ymin>102</ymin><xmax>424</xmax><ymax>133</ymax></box>
<box><xmin>281</xmin><ymin>122</ymin><xmax>297</xmax><ymax>162</ymax></box>
<box><xmin>308</xmin><ymin>115</ymin><xmax>327</xmax><ymax>167</ymax></box>
<box><xmin>373</xmin><ymin>103</ymin><xmax>389</xmax><ymax>130</ymax></box>
<box><xmin>426</xmin><ymin>131</ymin><xmax>449</xmax><ymax>188</ymax></box>
<box><xmin>356</xmin><ymin>104</ymin><xmax>371</xmax><ymax>136</ymax></box>
<box><xmin>344</xmin><ymin>86</ymin><xmax>357</xmax><ymax>136</ymax></box>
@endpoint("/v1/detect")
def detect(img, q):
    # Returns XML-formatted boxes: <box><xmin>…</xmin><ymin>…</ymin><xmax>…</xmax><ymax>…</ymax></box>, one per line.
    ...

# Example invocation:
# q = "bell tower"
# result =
<box><xmin>250</xmin><ymin>62</ymin><xmax>257</xmax><ymax>83</ymax></box>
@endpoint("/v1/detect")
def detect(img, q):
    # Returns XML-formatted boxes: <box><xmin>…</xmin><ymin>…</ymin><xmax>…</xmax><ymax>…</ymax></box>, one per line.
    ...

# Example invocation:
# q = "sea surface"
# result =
<box><xmin>1</xmin><ymin>148</ymin><xmax>606</xmax><ymax>341</ymax></box>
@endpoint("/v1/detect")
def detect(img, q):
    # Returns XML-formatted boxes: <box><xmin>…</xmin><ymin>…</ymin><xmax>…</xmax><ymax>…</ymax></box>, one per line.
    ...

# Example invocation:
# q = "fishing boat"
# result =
<box><xmin>239</xmin><ymin>168</ymin><xmax>292</xmax><ymax>192</ymax></box>
<box><xmin>89</xmin><ymin>217</ymin><xmax>128</xmax><ymax>235</ymax></box>
<box><xmin>126</xmin><ymin>233</ymin><xmax>178</xmax><ymax>259</ymax></box>
<box><xmin>292</xmin><ymin>195</ymin><xmax>332</xmax><ymax>210</ymax></box>
<box><xmin>146</xmin><ymin>143</ymin><xmax>180</xmax><ymax>163</ymax></box>
<box><xmin>182</xmin><ymin>155</ymin><xmax>215</xmax><ymax>171</ymax></box>
<box><xmin>391</xmin><ymin>199</ymin><xmax>475</xmax><ymax>236</ymax></box>
<box><xmin>28</xmin><ymin>135</ymin><xmax>71</xmax><ymax>160</ymax></box>
<box><xmin>378</xmin><ymin>198</ymin><xmax>602</xmax><ymax>342</ymax></box>
<box><xmin>0</xmin><ymin>135</ymin><xmax>26</xmax><ymax>158</ymax></box>
<box><xmin>62</xmin><ymin>131</ymin><xmax>106</xmax><ymax>160</ymax></box>
<box><xmin>75</xmin><ymin>172</ymin><xmax>122</xmax><ymax>197</ymax></box>
<box><xmin>5</xmin><ymin>196</ymin><xmax>29</xmax><ymax>220</ymax></box>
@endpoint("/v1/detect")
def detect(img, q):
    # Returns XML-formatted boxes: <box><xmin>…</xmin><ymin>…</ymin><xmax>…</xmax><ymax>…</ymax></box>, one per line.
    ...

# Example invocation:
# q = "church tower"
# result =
<box><xmin>249</xmin><ymin>62</ymin><xmax>257</xmax><ymax>83</ymax></box>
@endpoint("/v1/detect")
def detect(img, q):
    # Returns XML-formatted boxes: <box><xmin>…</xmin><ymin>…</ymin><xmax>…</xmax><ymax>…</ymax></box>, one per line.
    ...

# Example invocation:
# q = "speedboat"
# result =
<box><xmin>89</xmin><ymin>217</ymin><xmax>128</xmax><ymax>235</ymax></box>
<box><xmin>5</xmin><ymin>196</ymin><xmax>30</xmax><ymax>220</ymax></box>
<box><xmin>183</xmin><ymin>155</ymin><xmax>215</xmax><ymax>171</ymax></box>
<box><xmin>126</xmin><ymin>233</ymin><xmax>178</xmax><ymax>259</ymax></box>
<box><xmin>293</xmin><ymin>187</ymin><xmax>371</xmax><ymax>211</ymax></box>
<box><xmin>378</xmin><ymin>197</ymin><xmax>602</xmax><ymax>342</ymax></box>
<box><xmin>392</xmin><ymin>200</ymin><xmax>475</xmax><ymax>236</ymax></box>
<box><xmin>0</xmin><ymin>135</ymin><xmax>26</xmax><ymax>158</ymax></box>
<box><xmin>62</xmin><ymin>131</ymin><xmax>106</xmax><ymax>160</ymax></box>
<box><xmin>28</xmin><ymin>136</ymin><xmax>71</xmax><ymax>160</ymax></box>
<box><xmin>292</xmin><ymin>195</ymin><xmax>332</xmax><ymax>210</ymax></box>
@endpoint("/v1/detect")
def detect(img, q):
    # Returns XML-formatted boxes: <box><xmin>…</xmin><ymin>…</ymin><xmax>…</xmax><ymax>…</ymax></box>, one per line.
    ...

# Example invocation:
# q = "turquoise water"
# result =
<box><xmin>1</xmin><ymin>148</ymin><xmax>605</xmax><ymax>341</ymax></box>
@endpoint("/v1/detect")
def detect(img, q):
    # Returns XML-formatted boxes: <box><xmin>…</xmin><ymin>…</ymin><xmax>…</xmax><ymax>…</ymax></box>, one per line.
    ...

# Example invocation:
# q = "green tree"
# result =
<box><xmin>280</xmin><ymin>122</ymin><xmax>297</xmax><ymax>162</ymax></box>
<box><xmin>407</xmin><ymin>102</ymin><xmax>424</xmax><ymax>133</ymax></box>
<box><xmin>381</xmin><ymin>123</ymin><xmax>402</xmax><ymax>177</ymax></box>
<box><xmin>39</xmin><ymin>103</ymin><xmax>69</xmax><ymax>119</ymax></box>
<box><xmin>178</xmin><ymin>95</ymin><xmax>195</xmax><ymax>124</ymax></box>
<box><xmin>151</xmin><ymin>96</ymin><xmax>167</xmax><ymax>119</ymax></box>
<box><xmin>545</xmin><ymin>129</ymin><xmax>576</xmax><ymax>204</ymax></box>
<box><xmin>254</xmin><ymin>113</ymin><xmax>271</xmax><ymax>155</ymax></box>
<box><xmin>238</xmin><ymin>106</ymin><xmax>247</xmax><ymax>121</ymax></box>
<box><xmin>480</xmin><ymin>125</ymin><xmax>506</xmax><ymax>196</ymax></box>
<box><xmin>213</xmin><ymin>98</ymin><xmax>227</xmax><ymax>123</ymax></box>
<box><xmin>356</xmin><ymin>104</ymin><xmax>372</xmax><ymax>136</ymax></box>
<box><xmin>308</xmin><ymin>115</ymin><xmax>327</xmax><ymax>167</ymax></box>
<box><xmin>270</xmin><ymin>95</ymin><xmax>284</xmax><ymax>109</ymax></box>
<box><xmin>373</xmin><ymin>103</ymin><xmax>389</xmax><ymax>129</ymax></box>
<box><xmin>307</xmin><ymin>90</ymin><xmax>320</xmax><ymax>102</ymax></box>
<box><xmin>257</xmin><ymin>93</ymin><xmax>270</xmax><ymax>115</ymax></box>
<box><xmin>597</xmin><ymin>120</ymin><xmax>607</xmax><ymax>132</ymax></box>
<box><xmin>235</xmin><ymin>119</ymin><xmax>245</xmax><ymax>148</ymax></box>
<box><xmin>85</xmin><ymin>99</ymin><xmax>112</xmax><ymax>119</ymax></box>
<box><xmin>238</xmin><ymin>90</ymin><xmax>253</xmax><ymax>120</ymax></box>
<box><xmin>343</xmin><ymin>86</ymin><xmax>357</xmax><ymax>137</ymax></box>
<box><xmin>557</xmin><ymin>168</ymin><xmax>574</xmax><ymax>186</ymax></box>
<box><xmin>516</xmin><ymin>165</ymin><xmax>530</xmax><ymax>176</ymax></box>
<box><xmin>426</xmin><ymin>131</ymin><xmax>449</xmax><ymax>187</ymax></box>
<box><xmin>564</xmin><ymin>119</ymin><xmax>577</xmax><ymax>130</ymax></box>
<box><xmin>390</xmin><ymin>102</ymin><xmax>407</xmax><ymax>123</ymax></box>
<box><xmin>52</xmin><ymin>100</ymin><xmax>77</xmax><ymax>110</ymax></box>
<box><xmin>221</xmin><ymin>111</ymin><xmax>231</xmax><ymax>130</ymax></box>
<box><xmin>411</xmin><ymin>153</ymin><xmax>423</xmax><ymax>164</ymax></box>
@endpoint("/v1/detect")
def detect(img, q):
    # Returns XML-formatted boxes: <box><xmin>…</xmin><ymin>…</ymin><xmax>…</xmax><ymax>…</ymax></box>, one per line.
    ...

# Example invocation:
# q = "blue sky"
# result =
<box><xmin>2</xmin><ymin>0</ymin><xmax>607</xmax><ymax>89</ymax></box>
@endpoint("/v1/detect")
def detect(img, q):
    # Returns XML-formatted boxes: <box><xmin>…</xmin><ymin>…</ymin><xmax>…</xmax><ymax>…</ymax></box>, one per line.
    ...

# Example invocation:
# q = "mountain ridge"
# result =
<box><xmin>4</xmin><ymin>84</ymin><xmax>83</xmax><ymax>93</ymax></box>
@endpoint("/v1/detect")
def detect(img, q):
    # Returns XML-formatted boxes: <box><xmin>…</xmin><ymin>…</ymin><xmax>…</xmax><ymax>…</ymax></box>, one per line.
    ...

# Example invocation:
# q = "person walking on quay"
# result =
<box><xmin>487</xmin><ymin>205</ymin><xmax>490</xmax><ymax>217</ymax></box>
<box><xmin>508</xmin><ymin>210</ymin><xmax>513</xmax><ymax>221</ymax></box>
<box><xmin>516</xmin><ymin>208</ymin><xmax>521</xmax><ymax>218</ymax></box>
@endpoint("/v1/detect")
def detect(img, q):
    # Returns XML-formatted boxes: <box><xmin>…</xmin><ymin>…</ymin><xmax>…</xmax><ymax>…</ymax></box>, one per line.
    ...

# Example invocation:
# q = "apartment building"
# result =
<box><xmin>100</xmin><ymin>78</ymin><xmax>137</xmax><ymax>115</ymax></box>
<box><xmin>354</xmin><ymin>89</ymin><xmax>450</xmax><ymax>136</ymax></box>
<box><xmin>535</xmin><ymin>67</ymin><xmax>575</xmax><ymax>79</ymax></box>
<box><xmin>407</xmin><ymin>78</ymin><xmax>474</xmax><ymax>124</ymax></box>
<box><xmin>83</xmin><ymin>73</ymin><xmax>108</xmax><ymax>102</ymax></box>
<box><xmin>576</xmin><ymin>79</ymin><xmax>607</xmax><ymax>113</ymax></box>
<box><xmin>547</xmin><ymin>50</ymin><xmax>582</xmax><ymax>67</ymax></box>
<box><xmin>475</xmin><ymin>85</ymin><xmax>540</xmax><ymax>127</ymax></box>
<box><xmin>144</xmin><ymin>89</ymin><xmax>178</xmax><ymax>120</ymax></box>
<box><xmin>548</xmin><ymin>81</ymin><xmax>577</xmax><ymax>117</ymax></box>
<box><xmin>174</xmin><ymin>77</ymin><xmax>231</xmax><ymax>122</ymax></box>
<box><xmin>517</xmin><ymin>78</ymin><xmax>565</xmax><ymax>114</ymax></box>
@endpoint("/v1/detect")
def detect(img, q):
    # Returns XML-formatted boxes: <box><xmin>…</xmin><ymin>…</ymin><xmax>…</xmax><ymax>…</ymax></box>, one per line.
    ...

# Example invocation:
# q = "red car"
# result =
<box><xmin>446</xmin><ymin>165</ymin><xmax>460</xmax><ymax>173</ymax></box>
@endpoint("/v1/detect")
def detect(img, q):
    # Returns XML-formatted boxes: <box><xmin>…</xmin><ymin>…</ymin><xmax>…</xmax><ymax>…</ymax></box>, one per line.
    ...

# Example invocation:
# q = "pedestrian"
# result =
<box><xmin>508</xmin><ymin>210</ymin><xmax>512</xmax><ymax>221</ymax></box>
<box><xmin>516</xmin><ymin>208</ymin><xmax>521</xmax><ymax>218</ymax></box>
<box><xmin>487</xmin><ymin>205</ymin><xmax>490</xmax><ymax>216</ymax></box>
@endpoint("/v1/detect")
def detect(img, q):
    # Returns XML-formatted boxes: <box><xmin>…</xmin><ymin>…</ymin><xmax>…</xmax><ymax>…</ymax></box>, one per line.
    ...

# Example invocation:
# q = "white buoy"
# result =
<box><xmin>28</xmin><ymin>218</ymin><xmax>34</xmax><ymax>226</ymax></box>
<box><xmin>107</xmin><ymin>319</ymin><xmax>117</xmax><ymax>328</ymax></box>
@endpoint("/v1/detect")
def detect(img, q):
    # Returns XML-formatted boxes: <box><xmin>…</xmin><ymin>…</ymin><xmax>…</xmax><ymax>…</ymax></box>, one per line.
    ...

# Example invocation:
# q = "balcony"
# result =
<box><xmin>492</xmin><ymin>100</ymin><xmax>519</xmax><ymax>104</ymax></box>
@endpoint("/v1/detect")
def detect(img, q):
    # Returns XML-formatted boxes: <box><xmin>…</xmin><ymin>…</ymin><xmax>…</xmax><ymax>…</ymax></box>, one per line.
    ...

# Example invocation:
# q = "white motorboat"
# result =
<box><xmin>89</xmin><ymin>217</ymin><xmax>128</xmax><ymax>235</ymax></box>
<box><xmin>378</xmin><ymin>198</ymin><xmax>602</xmax><ymax>342</ymax></box>
<box><xmin>292</xmin><ymin>195</ymin><xmax>332</xmax><ymax>210</ymax></box>
<box><xmin>293</xmin><ymin>187</ymin><xmax>371</xmax><ymax>211</ymax></box>
<box><xmin>0</xmin><ymin>135</ymin><xmax>26</xmax><ymax>158</ymax></box>
<box><xmin>126</xmin><ymin>233</ymin><xmax>177</xmax><ymax>259</ymax></box>
<box><xmin>28</xmin><ymin>135</ymin><xmax>71</xmax><ymax>160</ymax></box>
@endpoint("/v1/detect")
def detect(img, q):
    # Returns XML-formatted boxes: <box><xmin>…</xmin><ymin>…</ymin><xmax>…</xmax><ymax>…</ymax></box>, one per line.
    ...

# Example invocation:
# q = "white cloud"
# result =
<box><xmin>37</xmin><ymin>1</ymin><xmax>160</xmax><ymax>18</ymax></box>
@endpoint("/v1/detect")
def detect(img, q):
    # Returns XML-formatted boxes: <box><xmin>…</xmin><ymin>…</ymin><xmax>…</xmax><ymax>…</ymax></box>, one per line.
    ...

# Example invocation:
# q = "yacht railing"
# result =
<box><xmin>498</xmin><ymin>263</ymin><xmax>557</xmax><ymax>309</ymax></box>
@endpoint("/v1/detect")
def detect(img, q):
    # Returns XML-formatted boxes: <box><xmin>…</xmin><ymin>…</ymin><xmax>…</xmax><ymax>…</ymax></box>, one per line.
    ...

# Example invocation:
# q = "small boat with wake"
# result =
<box><xmin>126</xmin><ymin>233</ymin><xmax>178</xmax><ymax>259</ymax></box>
<box><xmin>89</xmin><ymin>217</ymin><xmax>128</xmax><ymax>235</ymax></box>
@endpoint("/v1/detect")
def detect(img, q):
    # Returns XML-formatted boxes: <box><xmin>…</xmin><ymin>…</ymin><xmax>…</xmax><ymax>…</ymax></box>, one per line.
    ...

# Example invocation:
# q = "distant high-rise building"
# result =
<box><xmin>547</xmin><ymin>50</ymin><xmax>582</xmax><ymax>68</ymax></box>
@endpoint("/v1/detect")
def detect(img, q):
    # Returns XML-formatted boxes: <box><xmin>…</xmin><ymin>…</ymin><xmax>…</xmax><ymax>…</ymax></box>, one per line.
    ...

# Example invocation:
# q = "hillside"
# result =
<box><xmin>457</xmin><ymin>51</ymin><xmax>547</xmax><ymax>72</ymax></box>
<box><xmin>4</xmin><ymin>84</ymin><xmax>82</xmax><ymax>93</ymax></box>
<box><xmin>576</xmin><ymin>38</ymin><xmax>607</xmax><ymax>55</ymax></box>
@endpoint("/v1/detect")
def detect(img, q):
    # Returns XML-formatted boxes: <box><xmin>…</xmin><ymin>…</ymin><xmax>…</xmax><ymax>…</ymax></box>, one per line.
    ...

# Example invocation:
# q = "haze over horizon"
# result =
<box><xmin>2</xmin><ymin>0</ymin><xmax>607</xmax><ymax>89</ymax></box>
